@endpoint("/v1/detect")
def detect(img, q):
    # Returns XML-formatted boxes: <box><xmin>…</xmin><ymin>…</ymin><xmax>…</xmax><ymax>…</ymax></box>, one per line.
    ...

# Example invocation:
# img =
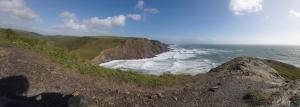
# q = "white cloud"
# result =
<box><xmin>135</xmin><ymin>0</ymin><xmax>159</xmax><ymax>14</ymax></box>
<box><xmin>84</xmin><ymin>15</ymin><xmax>126</xmax><ymax>28</ymax></box>
<box><xmin>62</xmin><ymin>18</ymin><xmax>87</xmax><ymax>31</ymax></box>
<box><xmin>289</xmin><ymin>9</ymin><xmax>300</xmax><ymax>17</ymax></box>
<box><xmin>144</xmin><ymin>8</ymin><xmax>159</xmax><ymax>14</ymax></box>
<box><xmin>265</xmin><ymin>16</ymin><xmax>270</xmax><ymax>19</ymax></box>
<box><xmin>58</xmin><ymin>11</ymin><xmax>132</xmax><ymax>32</ymax></box>
<box><xmin>229</xmin><ymin>0</ymin><xmax>263</xmax><ymax>15</ymax></box>
<box><xmin>60</xmin><ymin>11</ymin><xmax>76</xmax><ymax>19</ymax></box>
<box><xmin>127</xmin><ymin>14</ymin><xmax>142</xmax><ymax>21</ymax></box>
<box><xmin>136</xmin><ymin>0</ymin><xmax>144</xmax><ymax>9</ymax></box>
<box><xmin>0</xmin><ymin>0</ymin><xmax>38</xmax><ymax>20</ymax></box>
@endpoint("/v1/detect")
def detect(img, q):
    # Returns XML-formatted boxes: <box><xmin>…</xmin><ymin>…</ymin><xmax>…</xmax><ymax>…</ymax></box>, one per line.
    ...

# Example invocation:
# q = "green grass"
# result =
<box><xmin>45</xmin><ymin>36</ymin><xmax>127</xmax><ymax>60</ymax></box>
<box><xmin>0</xmin><ymin>28</ymin><xmax>189</xmax><ymax>87</ymax></box>
<box><xmin>264</xmin><ymin>60</ymin><xmax>300</xmax><ymax>80</ymax></box>
<box><xmin>244</xmin><ymin>90</ymin><xmax>269</xmax><ymax>106</ymax></box>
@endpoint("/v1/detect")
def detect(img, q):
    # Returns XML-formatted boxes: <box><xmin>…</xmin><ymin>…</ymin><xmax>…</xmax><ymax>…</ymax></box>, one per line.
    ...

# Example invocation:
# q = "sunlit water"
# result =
<box><xmin>100</xmin><ymin>45</ymin><xmax>300</xmax><ymax>75</ymax></box>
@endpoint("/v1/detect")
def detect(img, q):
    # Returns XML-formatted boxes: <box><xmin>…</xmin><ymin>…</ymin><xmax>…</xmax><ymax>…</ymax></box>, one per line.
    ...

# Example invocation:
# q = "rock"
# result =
<box><xmin>92</xmin><ymin>38</ymin><xmax>168</xmax><ymax>64</ymax></box>
<box><xmin>124</xmin><ymin>91</ymin><xmax>130</xmax><ymax>95</ymax></box>
<box><xmin>208</xmin><ymin>86</ymin><xmax>219</xmax><ymax>92</ymax></box>
<box><xmin>134</xmin><ymin>104</ymin><xmax>139</xmax><ymax>107</ymax></box>
<box><xmin>212</xmin><ymin>86</ymin><xmax>219</xmax><ymax>89</ymax></box>
<box><xmin>68</xmin><ymin>95</ymin><xmax>87</xmax><ymax>107</ymax></box>
<box><xmin>72</xmin><ymin>90</ymin><xmax>80</xmax><ymax>96</ymax></box>
<box><xmin>35</xmin><ymin>95</ymin><xmax>42</xmax><ymax>101</ymax></box>
<box><xmin>148</xmin><ymin>95</ymin><xmax>156</xmax><ymax>99</ymax></box>
<box><xmin>115</xmin><ymin>89</ymin><xmax>120</xmax><ymax>93</ymax></box>
<box><xmin>172</xmin><ymin>96</ymin><xmax>178</xmax><ymax>101</ymax></box>
<box><xmin>136</xmin><ymin>93</ymin><xmax>141</xmax><ymax>97</ymax></box>
<box><xmin>183</xmin><ymin>87</ymin><xmax>189</xmax><ymax>92</ymax></box>
<box><xmin>108</xmin><ymin>102</ymin><xmax>114</xmax><ymax>105</ymax></box>
<box><xmin>156</xmin><ymin>93</ymin><xmax>163</xmax><ymax>98</ymax></box>
<box><xmin>291</xmin><ymin>95</ymin><xmax>300</xmax><ymax>107</ymax></box>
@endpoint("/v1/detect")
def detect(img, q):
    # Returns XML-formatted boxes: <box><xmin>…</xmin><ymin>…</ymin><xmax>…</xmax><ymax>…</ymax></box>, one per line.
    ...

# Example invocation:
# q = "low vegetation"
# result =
<box><xmin>45</xmin><ymin>36</ymin><xmax>127</xmax><ymax>60</ymax></box>
<box><xmin>264</xmin><ymin>60</ymin><xmax>300</xmax><ymax>80</ymax></box>
<box><xmin>0</xmin><ymin>28</ymin><xmax>190</xmax><ymax>87</ymax></box>
<box><xmin>244</xmin><ymin>90</ymin><xmax>269</xmax><ymax>106</ymax></box>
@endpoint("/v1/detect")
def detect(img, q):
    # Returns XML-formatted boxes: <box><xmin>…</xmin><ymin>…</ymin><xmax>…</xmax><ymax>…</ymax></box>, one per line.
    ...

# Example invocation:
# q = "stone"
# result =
<box><xmin>156</xmin><ymin>93</ymin><xmax>163</xmax><ymax>98</ymax></box>
<box><xmin>72</xmin><ymin>90</ymin><xmax>80</xmax><ymax>96</ymax></box>
<box><xmin>172</xmin><ymin>96</ymin><xmax>178</xmax><ymax>101</ymax></box>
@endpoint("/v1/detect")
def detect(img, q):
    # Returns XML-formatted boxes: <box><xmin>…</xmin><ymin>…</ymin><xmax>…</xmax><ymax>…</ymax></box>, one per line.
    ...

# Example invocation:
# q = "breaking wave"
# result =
<box><xmin>100</xmin><ymin>45</ymin><xmax>230</xmax><ymax>75</ymax></box>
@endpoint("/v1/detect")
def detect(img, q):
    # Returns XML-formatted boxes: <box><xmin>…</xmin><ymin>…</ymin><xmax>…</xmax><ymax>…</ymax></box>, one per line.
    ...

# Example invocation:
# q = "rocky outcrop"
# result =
<box><xmin>209</xmin><ymin>57</ymin><xmax>300</xmax><ymax>107</ymax></box>
<box><xmin>91</xmin><ymin>38</ymin><xmax>168</xmax><ymax>64</ymax></box>
<box><xmin>209</xmin><ymin>57</ymin><xmax>286</xmax><ymax>85</ymax></box>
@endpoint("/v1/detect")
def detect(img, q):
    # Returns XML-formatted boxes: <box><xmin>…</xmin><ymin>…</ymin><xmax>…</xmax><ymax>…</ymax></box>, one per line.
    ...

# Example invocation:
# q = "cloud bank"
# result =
<box><xmin>127</xmin><ymin>14</ymin><xmax>142</xmax><ymax>21</ymax></box>
<box><xmin>289</xmin><ymin>10</ymin><xmax>300</xmax><ymax>17</ymax></box>
<box><xmin>59</xmin><ymin>11</ymin><xmax>141</xmax><ymax>33</ymax></box>
<box><xmin>229</xmin><ymin>0</ymin><xmax>263</xmax><ymax>15</ymax></box>
<box><xmin>0</xmin><ymin>0</ymin><xmax>38</xmax><ymax>20</ymax></box>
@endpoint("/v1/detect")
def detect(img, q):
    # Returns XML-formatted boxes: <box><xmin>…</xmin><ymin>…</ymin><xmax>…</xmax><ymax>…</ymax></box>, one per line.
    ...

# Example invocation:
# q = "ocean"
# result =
<box><xmin>100</xmin><ymin>45</ymin><xmax>300</xmax><ymax>75</ymax></box>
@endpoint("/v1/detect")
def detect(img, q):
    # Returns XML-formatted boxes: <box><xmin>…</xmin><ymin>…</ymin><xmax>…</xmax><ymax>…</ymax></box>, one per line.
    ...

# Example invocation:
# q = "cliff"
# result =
<box><xmin>0</xmin><ymin>28</ymin><xmax>169</xmax><ymax>64</ymax></box>
<box><xmin>91</xmin><ymin>38</ymin><xmax>168</xmax><ymax>64</ymax></box>
<box><xmin>207</xmin><ymin>57</ymin><xmax>300</xmax><ymax>107</ymax></box>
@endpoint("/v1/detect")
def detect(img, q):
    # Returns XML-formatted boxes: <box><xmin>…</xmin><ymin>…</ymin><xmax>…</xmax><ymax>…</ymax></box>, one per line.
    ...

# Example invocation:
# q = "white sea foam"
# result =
<box><xmin>100</xmin><ymin>46</ymin><xmax>228</xmax><ymax>75</ymax></box>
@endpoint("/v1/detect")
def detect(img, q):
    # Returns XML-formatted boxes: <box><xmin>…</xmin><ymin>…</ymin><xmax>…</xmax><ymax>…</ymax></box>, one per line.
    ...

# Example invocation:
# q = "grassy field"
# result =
<box><xmin>0</xmin><ymin>28</ymin><xmax>191</xmax><ymax>87</ymax></box>
<box><xmin>45</xmin><ymin>36</ymin><xmax>127</xmax><ymax>60</ymax></box>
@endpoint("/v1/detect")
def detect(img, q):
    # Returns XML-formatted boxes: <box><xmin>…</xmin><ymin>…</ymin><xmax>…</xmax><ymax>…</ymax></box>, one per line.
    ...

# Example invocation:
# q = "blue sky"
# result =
<box><xmin>0</xmin><ymin>0</ymin><xmax>300</xmax><ymax>45</ymax></box>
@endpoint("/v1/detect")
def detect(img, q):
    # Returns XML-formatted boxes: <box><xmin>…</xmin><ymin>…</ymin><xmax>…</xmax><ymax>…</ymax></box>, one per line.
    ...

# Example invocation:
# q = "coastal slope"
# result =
<box><xmin>0</xmin><ymin>28</ymin><xmax>299</xmax><ymax>106</ymax></box>
<box><xmin>0</xmin><ymin>44</ymin><xmax>299</xmax><ymax>107</ymax></box>
<box><xmin>91</xmin><ymin>38</ymin><xmax>169</xmax><ymax>64</ymax></box>
<box><xmin>0</xmin><ymin>28</ymin><xmax>168</xmax><ymax>64</ymax></box>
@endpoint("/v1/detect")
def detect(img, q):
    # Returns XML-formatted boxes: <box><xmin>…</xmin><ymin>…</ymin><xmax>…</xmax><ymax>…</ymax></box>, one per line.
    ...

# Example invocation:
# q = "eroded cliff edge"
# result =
<box><xmin>91</xmin><ymin>38</ymin><xmax>169</xmax><ymax>64</ymax></box>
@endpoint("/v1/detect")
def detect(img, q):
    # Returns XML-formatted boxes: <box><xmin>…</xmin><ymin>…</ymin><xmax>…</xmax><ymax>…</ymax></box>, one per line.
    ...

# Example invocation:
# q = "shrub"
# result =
<box><xmin>244</xmin><ymin>90</ymin><xmax>269</xmax><ymax>106</ymax></box>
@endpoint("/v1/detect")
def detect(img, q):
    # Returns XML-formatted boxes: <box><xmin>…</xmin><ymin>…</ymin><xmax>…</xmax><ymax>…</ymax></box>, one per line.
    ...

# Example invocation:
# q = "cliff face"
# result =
<box><xmin>91</xmin><ymin>38</ymin><xmax>168</xmax><ymax>64</ymax></box>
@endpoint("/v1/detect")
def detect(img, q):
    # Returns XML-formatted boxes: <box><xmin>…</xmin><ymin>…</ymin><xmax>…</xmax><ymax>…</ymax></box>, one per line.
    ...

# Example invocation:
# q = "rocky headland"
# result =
<box><xmin>91</xmin><ymin>38</ymin><xmax>168</xmax><ymax>64</ymax></box>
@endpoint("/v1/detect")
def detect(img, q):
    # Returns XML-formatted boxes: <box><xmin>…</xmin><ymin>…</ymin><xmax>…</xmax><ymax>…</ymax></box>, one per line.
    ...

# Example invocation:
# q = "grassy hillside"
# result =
<box><xmin>0</xmin><ymin>28</ymin><xmax>189</xmax><ymax>86</ymax></box>
<box><xmin>45</xmin><ymin>36</ymin><xmax>127</xmax><ymax>60</ymax></box>
<box><xmin>264</xmin><ymin>60</ymin><xmax>300</xmax><ymax>80</ymax></box>
<box><xmin>0</xmin><ymin>28</ymin><xmax>129</xmax><ymax>60</ymax></box>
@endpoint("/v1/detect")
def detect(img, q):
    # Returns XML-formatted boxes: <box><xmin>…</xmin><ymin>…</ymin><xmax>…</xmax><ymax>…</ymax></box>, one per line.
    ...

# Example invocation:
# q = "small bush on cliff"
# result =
<box><xmin>244</xmin><ymin>90</ymin><xmax>269</xmax><ymax>106</ymax></box>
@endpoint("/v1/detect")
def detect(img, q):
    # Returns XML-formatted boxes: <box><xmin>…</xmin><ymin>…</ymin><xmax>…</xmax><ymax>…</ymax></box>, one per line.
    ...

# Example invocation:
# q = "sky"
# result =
<box><xmin>0</xmin><ymin>0</ymin><xmax>300</xmax><ymax>45</ymax></box>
